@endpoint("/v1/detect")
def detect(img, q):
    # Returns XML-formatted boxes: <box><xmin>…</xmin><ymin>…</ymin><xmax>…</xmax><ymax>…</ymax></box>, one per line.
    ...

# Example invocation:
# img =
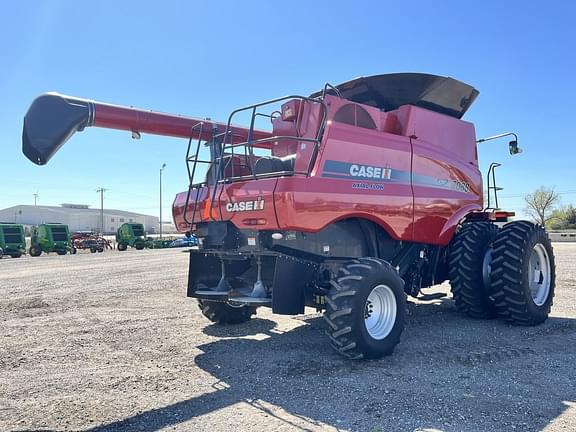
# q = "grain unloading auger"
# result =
<box><xmin>23</xmin><ymin>73</ymin><xmax>556</xmax><ymax>360</ymax></box>
<box><xmin>22</xmin><ymin>92</ymin><xmax>271</xmax><ymax>166</ymax></box>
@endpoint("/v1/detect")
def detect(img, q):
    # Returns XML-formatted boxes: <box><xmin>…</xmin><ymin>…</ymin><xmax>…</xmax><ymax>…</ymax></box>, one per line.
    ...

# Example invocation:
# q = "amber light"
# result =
<box><xmin>495</xmin><ymin>211</ymin><xmax>515</xmax><ymax>218</ymax></box>
<box><xmin>243</xmin><ymin>218</ymin><xmax>267</xmax><ymax>226</ymax></box>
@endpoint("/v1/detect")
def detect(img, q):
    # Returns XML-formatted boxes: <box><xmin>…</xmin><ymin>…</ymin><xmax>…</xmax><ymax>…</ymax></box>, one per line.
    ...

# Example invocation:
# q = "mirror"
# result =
<box><xmin>509</xmin><ymin>140</ymin><xmax>522</xmax><ymax>155</ymax></box>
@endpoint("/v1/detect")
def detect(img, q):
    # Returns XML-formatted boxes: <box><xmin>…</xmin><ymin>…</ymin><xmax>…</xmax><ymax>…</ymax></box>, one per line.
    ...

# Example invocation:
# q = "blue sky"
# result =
<box><xmin>1</xmin><ymin>0</ymin><xmax>575</xmax><ymax>220</ymax></box>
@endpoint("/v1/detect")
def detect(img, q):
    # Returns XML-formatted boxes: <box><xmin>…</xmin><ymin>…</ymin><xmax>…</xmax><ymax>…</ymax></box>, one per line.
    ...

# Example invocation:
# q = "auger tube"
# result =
<box><xmin>22</xmin><ymin>93</ymin><xmax>272</xmax><ymax>165</ymax></box>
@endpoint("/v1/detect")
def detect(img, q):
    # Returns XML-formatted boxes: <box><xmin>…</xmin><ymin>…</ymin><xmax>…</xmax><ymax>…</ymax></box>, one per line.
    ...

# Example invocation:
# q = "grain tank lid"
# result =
<box><xmin>312</xmin><ymin>73</ymin><xmax>479</xmax><ymax>119</ymax></box>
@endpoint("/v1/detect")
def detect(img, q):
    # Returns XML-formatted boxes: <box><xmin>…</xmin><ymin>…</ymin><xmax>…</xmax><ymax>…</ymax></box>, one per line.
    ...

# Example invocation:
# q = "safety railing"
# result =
<box><xmin>184</xmin><ymin>95</ymin><xmax>328</xmax><ymax>225</ymax></box>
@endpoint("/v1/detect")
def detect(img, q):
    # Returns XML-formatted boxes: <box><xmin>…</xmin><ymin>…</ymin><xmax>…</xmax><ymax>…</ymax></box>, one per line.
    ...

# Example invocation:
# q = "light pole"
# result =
<box><xmin>159</xmin><ymin>163</ymin><xmax>166</xmax><ymax>238</ymax></box>
<box><xmin>96</xmin><ymin>187</ymin><xmax>107</xmax><ymax>234</ymax></box>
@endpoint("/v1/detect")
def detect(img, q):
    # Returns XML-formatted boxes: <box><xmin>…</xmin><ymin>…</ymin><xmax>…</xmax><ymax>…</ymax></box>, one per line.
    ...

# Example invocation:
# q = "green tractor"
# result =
<box><xmin>29</xmin><ymin>223</ymin><xmax>76</xmax><ymax>256</ymax></box>
<box><xmin>116</xmin><ymin>223</ymin><xmax>148</xmax><ymax>251</ymax></box>
<box><xmin>0</xmin><ymin>224</ymin><xmax>26</xmax><ymax>258</ymax></box>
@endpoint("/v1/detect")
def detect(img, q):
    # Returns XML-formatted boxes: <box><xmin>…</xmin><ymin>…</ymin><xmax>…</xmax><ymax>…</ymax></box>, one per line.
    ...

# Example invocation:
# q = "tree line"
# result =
<box><xmin>523</xmin><ymin>186</ymin><xmax>576</xmax><ymax>230</ymax></box>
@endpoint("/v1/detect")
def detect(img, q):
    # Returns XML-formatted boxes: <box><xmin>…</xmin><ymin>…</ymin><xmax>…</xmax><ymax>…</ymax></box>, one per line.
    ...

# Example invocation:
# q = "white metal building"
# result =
<box><xmin>0</xmin><ymin>204</ymin><xmax>159</xmax><ymax>234</ymax></box>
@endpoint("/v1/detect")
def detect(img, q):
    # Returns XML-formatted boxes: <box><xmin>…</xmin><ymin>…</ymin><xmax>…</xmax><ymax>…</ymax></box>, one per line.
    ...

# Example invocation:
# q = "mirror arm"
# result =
<box><xmin>476</xmin><ymin>132</ymin><xmax>518</xmax><ymax>144</ymax></box>
<box><xmin>476</xmin><ymin>132</ymin><xmax>521</xmax><ymax>155</ymax></box>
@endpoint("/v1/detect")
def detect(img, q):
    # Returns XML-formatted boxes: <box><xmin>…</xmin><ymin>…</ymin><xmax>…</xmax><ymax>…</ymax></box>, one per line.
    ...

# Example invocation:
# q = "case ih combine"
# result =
<box><xmin>22</xmin><ymin>73</ymin><xmax>555</xmax><ymax>359</ymax></box>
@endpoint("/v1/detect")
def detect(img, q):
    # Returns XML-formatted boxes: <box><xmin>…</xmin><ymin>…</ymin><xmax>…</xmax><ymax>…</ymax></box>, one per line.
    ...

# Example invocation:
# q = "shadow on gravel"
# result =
<box><xmin>201</xmin><ymin>317</ymin><xmax>277</xmax><ymax>337</ymax></box>
<box><xmin>87</xmin><ymin>307</ymin><xmax>576</xmax><ymax>432</ymax></box>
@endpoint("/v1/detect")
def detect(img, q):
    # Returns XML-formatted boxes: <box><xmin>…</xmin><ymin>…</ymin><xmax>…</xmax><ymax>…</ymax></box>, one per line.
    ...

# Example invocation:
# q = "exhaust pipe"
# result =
<box><xmin>22</xmin><ymin>93</ymin><xmax>272</xmax><ymax>165</ymax></box>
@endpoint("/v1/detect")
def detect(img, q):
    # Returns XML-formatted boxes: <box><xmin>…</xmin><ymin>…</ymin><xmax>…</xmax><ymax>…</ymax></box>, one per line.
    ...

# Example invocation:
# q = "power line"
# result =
<box><xmin>499</xmin><ymin>190</ymin><xmax>576</xmax><ymax>198</ymax></box>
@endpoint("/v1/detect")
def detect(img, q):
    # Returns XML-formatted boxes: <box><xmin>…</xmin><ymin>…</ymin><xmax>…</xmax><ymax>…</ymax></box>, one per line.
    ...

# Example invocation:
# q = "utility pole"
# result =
<box><xmin>96</xmin><ymin>187</ymin><xmax>107</xmax><ymax>234</ymax></box>
<box><xmin>33</xmin><ymin>192</ymin><xmax>39</xmax><ymax>206</ymax></box>
<box><xmin>159</xmin><ymin>163</ymin><xmax>166</xmax><ymax>238</ymax></box>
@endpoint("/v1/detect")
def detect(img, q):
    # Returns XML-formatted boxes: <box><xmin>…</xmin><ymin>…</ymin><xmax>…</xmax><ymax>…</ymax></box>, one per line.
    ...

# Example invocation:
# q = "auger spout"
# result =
<box><xmin>22</xmin><ymin>93</ymin><xmax>271</xmax><ymax>165</ymax></box>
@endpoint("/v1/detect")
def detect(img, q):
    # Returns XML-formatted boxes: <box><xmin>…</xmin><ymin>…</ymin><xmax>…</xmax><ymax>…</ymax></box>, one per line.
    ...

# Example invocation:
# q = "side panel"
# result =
<box><xmin>217</xmin><ymin>179</ymin><xmax>280</xmax><ymax>230</ymax></box>
<box><xmin>406</xmin><ymin>107</ymin><xmax>482</xmax><ymax>245</ymax></box>
<box><xmin>274</xmin><ymin>123</ymin><xmax>414</xmax><ymax>239</ymax></box>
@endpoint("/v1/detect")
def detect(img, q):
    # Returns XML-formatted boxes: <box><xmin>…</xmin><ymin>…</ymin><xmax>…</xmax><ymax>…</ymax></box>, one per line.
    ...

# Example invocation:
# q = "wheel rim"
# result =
<box><xmin>529</xmin><ymin>243</ymin><xmax>551</xmax><ymax>306</ymax></box>
<box><xmin>364</xmin><ymin>284</ymin><xmax>397</xmax><ymax>340</ymax></box>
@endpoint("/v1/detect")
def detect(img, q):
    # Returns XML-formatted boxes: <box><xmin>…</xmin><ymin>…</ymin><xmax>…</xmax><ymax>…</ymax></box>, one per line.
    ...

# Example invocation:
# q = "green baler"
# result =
<box><xmin>116</xmin><ymin>223</ymin><xmax>148</xmax><ymax>251</ymax></box>
<box><xmin>0</xmin><ymin>224</ymin><xmax>26</xmax><ymax>258</ymax></box>
<box><xmin>29</xmin><ymin>223</ymin><xmax>76</xmax><ymax>256</ymax></box>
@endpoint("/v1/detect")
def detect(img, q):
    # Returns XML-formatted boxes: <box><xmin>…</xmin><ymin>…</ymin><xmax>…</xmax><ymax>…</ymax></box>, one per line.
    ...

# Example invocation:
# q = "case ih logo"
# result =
<box><xmin>349</xmin><ymin>164</ymin><xmax>392</xmax><ymax>180</ymax></box>
<box><xmin>322</xmin><ymin>160</ymin><xmax>397</xmax><ymax>182</ymax></box>
<box><xmin>226</xmin><ymin>199</ymin><xmax>265</xmax><ymax>212</ymax></box>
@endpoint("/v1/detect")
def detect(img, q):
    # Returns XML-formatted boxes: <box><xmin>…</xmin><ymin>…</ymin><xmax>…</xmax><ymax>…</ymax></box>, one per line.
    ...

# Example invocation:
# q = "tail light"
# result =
<box><xmin>243</xmin><ymin>218</ymin><xmax>267</xmax><ymax>226</ymax></box>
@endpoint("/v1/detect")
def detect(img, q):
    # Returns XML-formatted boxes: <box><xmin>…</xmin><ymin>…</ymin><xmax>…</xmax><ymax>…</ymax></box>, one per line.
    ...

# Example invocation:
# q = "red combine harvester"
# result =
<box><xmin>22</xmin><ymin>73</ymin><xmax>555</xmax><ymax>359</ymax></box>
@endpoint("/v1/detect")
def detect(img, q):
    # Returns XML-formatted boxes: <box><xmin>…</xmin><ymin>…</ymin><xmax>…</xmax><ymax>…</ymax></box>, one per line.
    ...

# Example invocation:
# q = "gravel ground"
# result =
<box><xmin>1</xmin><ymin>244</ymin><xmax>575</xmax><ymax>432</ymax></box>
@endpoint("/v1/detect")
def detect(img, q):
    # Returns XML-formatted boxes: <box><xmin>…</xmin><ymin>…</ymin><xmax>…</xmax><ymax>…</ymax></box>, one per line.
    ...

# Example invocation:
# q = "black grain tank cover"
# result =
<box><xmin>312</xmin><ymin>73</ymin><xmax>479</xmax><ymax>119</ymax></box>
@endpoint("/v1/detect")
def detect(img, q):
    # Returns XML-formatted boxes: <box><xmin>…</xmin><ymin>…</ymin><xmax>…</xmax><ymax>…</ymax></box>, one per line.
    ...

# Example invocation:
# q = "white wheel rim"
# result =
<box><xmin>529</xmin><ymin>243</ymin><xmax>551</xmax><ymax>306</ymax></box>
<box><xmin>364</xmin><ymin>284</ymin><xmax>397</xmax><ymax>340</ymax></box>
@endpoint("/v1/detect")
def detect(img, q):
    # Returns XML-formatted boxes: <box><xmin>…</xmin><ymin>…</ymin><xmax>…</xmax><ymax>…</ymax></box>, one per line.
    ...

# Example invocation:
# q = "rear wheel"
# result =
<box><xmin>198</xmin><ymin>300</ymin><xmax>256</xmax><ymax>324</ymax></box>
<box><xmin>324</xmin><ymin>257</ymin><xmax>406</xmax><ymax>360</ymax></box>
<box><xmin>117</xmin><ymin>242</ymin><xmax>127</xmax><ymax>251</ymax></box>
<box><xmin>29</xmin><ymin>245</ymin><xmax>42</xmax><ymax>257</ymax></box>
<box><xmin>10</xmin><ymin>253</ymin><xmax>22</xmax><ymax>258</ymax></box>
<box><xmin>56</xmin><ymin>250</ymin><xmax>67</xmax><ymax>256</ymax></box>
<box><xmin>135</xmin><ymin>243</ymin><xmax>145</xmax><ymax>250</ymax></box>
<box><xmin>448</xmin><ymin>222</ymin><xmax>499</xmax><ymax>318</ymax></box>
<box><xmin>490</xmin><ymin>221</ymin><xmax>555</xmax><ymax>325</ymax></box>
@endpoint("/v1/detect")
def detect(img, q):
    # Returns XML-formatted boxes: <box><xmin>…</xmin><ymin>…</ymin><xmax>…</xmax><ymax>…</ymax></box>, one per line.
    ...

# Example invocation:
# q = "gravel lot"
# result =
<box><xmin>1</xmin><ymin>244</ymin><xmax>575</xmax><ymax>432</ymax></box>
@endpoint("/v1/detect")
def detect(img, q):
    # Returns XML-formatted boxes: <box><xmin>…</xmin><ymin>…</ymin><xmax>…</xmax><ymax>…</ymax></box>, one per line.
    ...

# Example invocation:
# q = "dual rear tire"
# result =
<box><xmin>490</xmin><ymin>221</ymin><xmax>555</xmax><ymax>325</ymax></box>
<box><xmin>449</xmin><ymin>222</ymin><xmax>499</xmax><ymax>318</ymax></box>
<box><xmin>449</xmin><ymin>221</ymin><xmax>555</xmax><ymax>326</ymax></box>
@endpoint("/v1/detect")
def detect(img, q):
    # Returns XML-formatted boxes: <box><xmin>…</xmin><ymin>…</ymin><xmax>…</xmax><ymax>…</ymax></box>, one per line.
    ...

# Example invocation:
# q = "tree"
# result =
<box><xmin>565</xmin><ymin>205</ymin><xmax>576</xmax><ymax>226</ymax></box>
<box><xmin>524</xmin><ymin>186</ymin><xmax>560</xmax><ymax>226</ymax></box>
<box><xmin>548</xmin><ymin>205</ymin><xmax>576</xmax><ymax>230</ymax></box>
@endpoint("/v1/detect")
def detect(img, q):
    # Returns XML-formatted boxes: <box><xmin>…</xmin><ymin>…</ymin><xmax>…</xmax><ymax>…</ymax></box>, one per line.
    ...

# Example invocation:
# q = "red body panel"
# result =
<box><xmin>173</xmin><ymin>96</ymin><xmax>482</xmax><ymax>246</ymax></box>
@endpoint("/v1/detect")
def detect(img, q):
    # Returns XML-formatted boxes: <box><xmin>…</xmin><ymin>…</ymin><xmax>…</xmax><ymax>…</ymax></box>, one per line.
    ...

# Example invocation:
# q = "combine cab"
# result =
<box><xmin>116</xmin><ymin>223</ymin><xmax>147</xmax><ymax>251</ymax></box>
<box><xmin>0</xmin><ymin>224</ymin><xmax>26</xmax><ymax>258</ymax></box>
<box><xmin>29</xmin><ymin>223</ymin><xmax>75</xmax><ymax>256</ymax></box>
<box><xmin>22</xmin><ymin>73</ymin><xmax>556</xmax><ymax>359</ymax></box>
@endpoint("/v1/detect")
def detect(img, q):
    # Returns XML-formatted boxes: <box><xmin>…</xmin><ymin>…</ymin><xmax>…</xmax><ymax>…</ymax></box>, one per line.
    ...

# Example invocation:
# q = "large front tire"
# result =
<box><xmin>324</xmin><ymin>257</ymin><xmax>406</xmax><ymax>360</ymax></box>
<box><xmin>198</xmin><ymin>300</ymin><xmax>256</xmax><ymax>324</ymax></box>
<box><xmin>490</xmin><ymin>221</ymin><xmax>555</xmax><ymax>325</ymax></box>
<box><xmin>449</xmin><ymin>222</ymin><xmax>499</xmax><ymax>319</ymax></box>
